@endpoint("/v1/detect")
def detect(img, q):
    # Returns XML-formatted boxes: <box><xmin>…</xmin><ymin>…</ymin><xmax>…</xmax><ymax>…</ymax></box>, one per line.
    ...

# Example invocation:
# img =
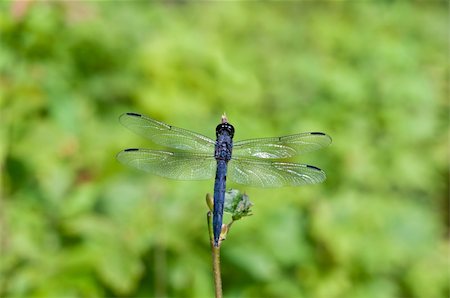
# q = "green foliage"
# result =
<box><xmin>224</xmin><ymin>189</ymin><xmax>253</xmax><ymax>221</ymax></box>
<box><xmin>1</xmin><ymin>1</ymin><xmax>448</xmax><ymax>298</ymax></box>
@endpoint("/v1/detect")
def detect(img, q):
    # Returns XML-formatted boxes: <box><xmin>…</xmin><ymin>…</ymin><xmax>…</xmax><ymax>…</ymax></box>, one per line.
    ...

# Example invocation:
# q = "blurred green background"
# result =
<box><xmin>1</xmin><ymin>1</ymin><xmax>448</xmax><ymax>298</ymax></box>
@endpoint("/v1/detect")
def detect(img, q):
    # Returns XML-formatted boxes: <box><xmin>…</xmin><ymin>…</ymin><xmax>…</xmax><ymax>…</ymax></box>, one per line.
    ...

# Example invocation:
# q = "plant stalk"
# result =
<box><xmin>207</xmin><ymin>211</ymin><xmax>223</xmax><ymax>298</ymax></box>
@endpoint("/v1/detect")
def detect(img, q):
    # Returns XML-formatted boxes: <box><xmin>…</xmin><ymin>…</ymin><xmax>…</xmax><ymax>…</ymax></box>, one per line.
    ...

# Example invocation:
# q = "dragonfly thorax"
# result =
<box><xmin>215</xmin><ymin>122</ymin><xmax>234</xmax><ymax>162</ymax></box>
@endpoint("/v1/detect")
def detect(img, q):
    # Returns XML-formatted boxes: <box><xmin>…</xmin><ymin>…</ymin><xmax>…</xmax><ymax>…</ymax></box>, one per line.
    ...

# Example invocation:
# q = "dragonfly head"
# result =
<box><xmin>216</xmin><ymin>122</ymin><xmax>235</xmax><ymax>138</ymax></box>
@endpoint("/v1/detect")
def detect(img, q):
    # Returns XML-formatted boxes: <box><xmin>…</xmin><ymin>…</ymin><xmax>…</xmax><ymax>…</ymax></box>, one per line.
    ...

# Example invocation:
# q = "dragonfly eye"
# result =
<box><xmin>216</xmin><ymin>123</ymin><xmax>235</xmax><ymax>137</ymax></box>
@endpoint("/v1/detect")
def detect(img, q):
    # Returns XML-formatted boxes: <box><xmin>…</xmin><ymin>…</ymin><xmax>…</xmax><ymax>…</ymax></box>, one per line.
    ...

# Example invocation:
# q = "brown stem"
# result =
<box><xmin>207</xmin><ymin>211</ymin><xmax>223</xmax><ymax>298</ymax></box>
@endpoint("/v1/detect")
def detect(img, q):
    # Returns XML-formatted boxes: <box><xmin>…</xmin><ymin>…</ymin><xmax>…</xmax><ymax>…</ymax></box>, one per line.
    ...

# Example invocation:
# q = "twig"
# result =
<box><xmin>207</xmin><ymin>210</ymin><xmax>223</xmax><ymax>298</ymax></box>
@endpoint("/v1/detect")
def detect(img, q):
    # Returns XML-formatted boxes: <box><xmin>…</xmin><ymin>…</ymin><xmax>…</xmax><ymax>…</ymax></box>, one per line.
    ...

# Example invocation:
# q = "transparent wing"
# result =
<box><xmin>228</xmin><ymin>158</ymin><xmax>326</xmax><ymax>188</ymax></box>
<box><xmin>233</xmin><ymin>132</ymin><xmax>332</xmax><ymax>159</ymax></box>
<box><xmin>117</xmin><ymin>149</ymin><xmax>216</xmax><ymax>180</ymax></box>
<box><xmin>119</xmin><ymin>113</ymin><xmax>215</xmax><ymax>153</ymax></box>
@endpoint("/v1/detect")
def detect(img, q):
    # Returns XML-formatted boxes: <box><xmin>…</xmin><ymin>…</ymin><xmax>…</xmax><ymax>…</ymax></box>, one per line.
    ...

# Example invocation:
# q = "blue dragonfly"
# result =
<box><xmin>117</xmin><ymin>112</ymin><xmax>331</xmax><ymax>246</ymax></box>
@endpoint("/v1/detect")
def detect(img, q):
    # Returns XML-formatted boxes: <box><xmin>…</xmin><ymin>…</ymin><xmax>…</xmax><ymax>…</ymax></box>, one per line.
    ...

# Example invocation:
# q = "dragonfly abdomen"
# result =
<box><xmin>213</xmin><ymin>159</ymin><xmax>228</xmax><ymax>246</ymax></box>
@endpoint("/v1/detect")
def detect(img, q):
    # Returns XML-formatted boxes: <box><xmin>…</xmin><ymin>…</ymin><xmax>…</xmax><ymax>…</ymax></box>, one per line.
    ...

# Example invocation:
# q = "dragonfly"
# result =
<box><xmin>117</xmin><ymin>112</ymin><xmax>331</xmax><ymax>247</ymax></box>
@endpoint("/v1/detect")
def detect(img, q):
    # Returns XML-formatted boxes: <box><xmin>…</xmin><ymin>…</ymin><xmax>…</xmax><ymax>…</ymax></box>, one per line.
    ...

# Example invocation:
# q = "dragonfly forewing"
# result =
<box><xmin>119</xmin><ymin>113</ymin><xmax>216</xmax><ymax>153</ymax></box>
<box><xmin>117</xmin><ymin>149</ymin><xmax>216</xmax><ymax>180</ymax></box>
<box><xmin>232</xmin><ymin>132</ymin><xmax>332</xmax><ymax>159</ymax></box>
<box><xmin>228</xmin><ymin>158</ymin><xmax>326</xmax><ymax>188</ymax></box>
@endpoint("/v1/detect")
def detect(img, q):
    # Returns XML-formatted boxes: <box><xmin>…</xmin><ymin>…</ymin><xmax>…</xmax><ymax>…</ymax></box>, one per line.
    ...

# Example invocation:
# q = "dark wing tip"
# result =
<box><xmin>124</xmin><ymin>148</ymin><xmax>139</xmax><ymax>152</ymax></box>
<box><xmin>310</xmin><ymin>131</ymin><xmax>332</xmax><ymax>144</ymax></box>
<box><xmin>306</xmin><ymin>164</ymin><xmax>322</xmax><ymax>171</ymax></box>
<box><xmin>126</xmin><ymin>112</ymin><xmax>142</xmax><ymax>117</ymax></box>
